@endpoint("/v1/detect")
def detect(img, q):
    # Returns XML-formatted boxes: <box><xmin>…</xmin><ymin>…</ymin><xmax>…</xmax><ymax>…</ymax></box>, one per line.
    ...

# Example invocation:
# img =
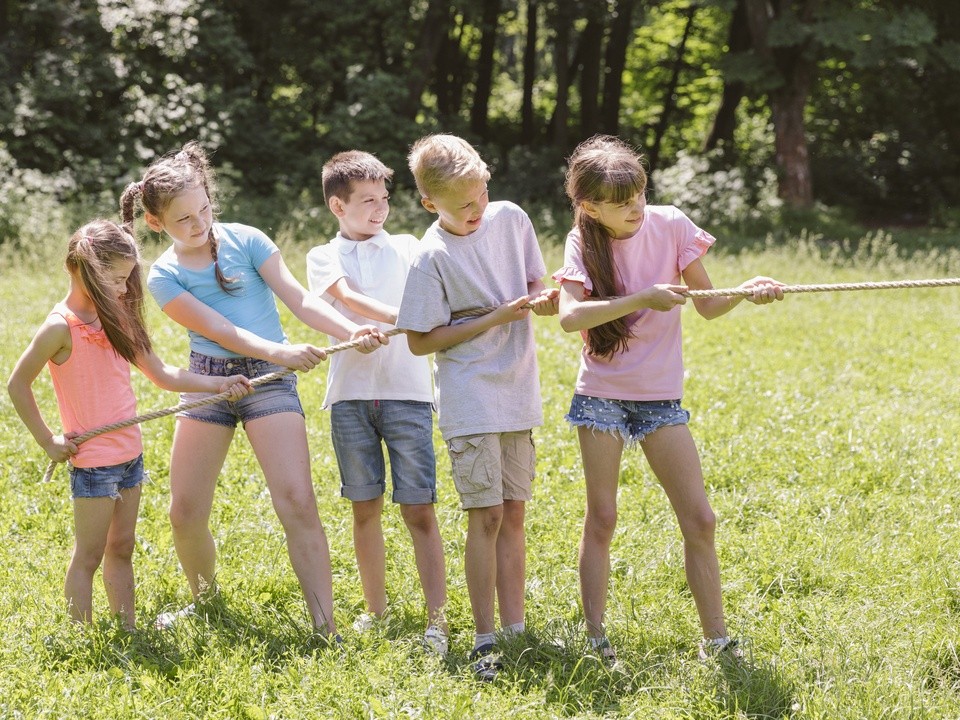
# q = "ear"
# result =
<box><xmin>143</xmin><ymin>212</ymin><xmax>164</xmax><ymax>233</ymax></box>
<box><xmin>580</xmin><ymin>200</ymin><xmax>602</xmax><ymax>220</ymax></box>
<box><xmin>420</xmin><ymin>197</ymin><xmax>438</xmax><ymax>214</ymax></box>
<box><xmin>328</xmin><ymin>196</ymin><xmax>347</xmax><ymax>218</ymax></box>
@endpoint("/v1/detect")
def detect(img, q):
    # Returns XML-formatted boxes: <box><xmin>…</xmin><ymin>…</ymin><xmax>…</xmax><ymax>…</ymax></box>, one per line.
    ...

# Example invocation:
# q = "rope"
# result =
<box><xmin>452</xmin><ymin>277</ymin><xmax>960</xmax><ymax>318</ymax></box>
<box><xmin>41</xmin><ymin>328</ymin><xmax>405</xmax><ymax>483</ymax></box>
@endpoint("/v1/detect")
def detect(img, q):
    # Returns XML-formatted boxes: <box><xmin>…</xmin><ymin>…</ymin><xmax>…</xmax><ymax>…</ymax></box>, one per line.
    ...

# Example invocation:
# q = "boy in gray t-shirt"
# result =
<box><xmin>396</xmin><ymin>134</ymin><xmax>558</xmax><ymax>681</ymax></box>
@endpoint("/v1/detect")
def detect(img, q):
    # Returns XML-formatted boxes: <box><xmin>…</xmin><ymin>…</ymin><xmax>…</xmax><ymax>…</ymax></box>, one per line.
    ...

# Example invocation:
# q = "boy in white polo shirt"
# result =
<box><xmin>306</xmin><ymin>151</ymin><xmax>448</xmax><ymax>655</ymax></box>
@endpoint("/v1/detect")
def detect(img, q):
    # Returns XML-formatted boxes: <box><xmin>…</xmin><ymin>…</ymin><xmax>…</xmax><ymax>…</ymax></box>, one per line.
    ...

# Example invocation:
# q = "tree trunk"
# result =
<box><xmin>647</xmin><ymin>5</ymin><xmax>697</xmax><ymax>175</ymax></box>
<box><xmin>470</xmin><ymin>0</ymin><xmax>503</xmax><ymax>139</ymax></box>
<box><xmin>600</xmin><ymin>0</ymin><xmax>637</xmax><ymax>136</ymax></box>
<box><xmin>704</xmin><ymin>0</ymin><xmax>750</xmax><ymax>151</ymax></box>
<box><xmin>521</xmin><ymin>0</ymin><xmax>538</xmax><ymax>143</ymax></box>
<box><xmin>401</xmin><ymin>0</ymin><xmax>453</xmax><ymax>119</ymax></box>
<box><xmin>578</xmin><ymin>15</ymin><xmax>604</xmax><ymax>139</ymax></box>
<box><xmin>550</xmin><ymin>10</ymin><xmax>573</xmax><ymax>150</ymax></box>
<box><xmin>744</xmin><ymin>0</ymin><xmax>818</xmax><ymax>208</ymax></box>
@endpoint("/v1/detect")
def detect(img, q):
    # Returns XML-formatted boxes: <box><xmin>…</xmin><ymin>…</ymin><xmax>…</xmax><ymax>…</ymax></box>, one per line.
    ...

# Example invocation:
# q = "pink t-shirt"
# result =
<box><xmin>47</xmin><ymin>303</ymin><xmax>142</xmax><ymax>468</ymax></box>
<box><xmin>552</xmin><ymin>205</ymin><xmax>715</xmax><ymax>401</ymax></box>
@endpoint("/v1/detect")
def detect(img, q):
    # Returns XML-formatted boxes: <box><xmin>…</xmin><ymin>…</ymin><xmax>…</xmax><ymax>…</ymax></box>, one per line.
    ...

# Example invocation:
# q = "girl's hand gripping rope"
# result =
<box><xmin>217</xmin><ymin>374</ymin><xmax>254</xmax><ymax>401</ymax></box>
<box><xmin>349</xmin><ymin>325</ymin><xmax>390</xmax><ymax>353</ymax></box>
<box><xmin>278</xmin><ymin>343</ymin><xmax>328</xmax><ymax>372</ymax></box>
<box><xmin>641</xmin><ymin>284</ymin><xmax>689</xmax><ymax>312</ymax></box>
<box><xmin>43</xmin><ymin>432</ymin><xmax>80</xmax><ymax>463</ymax></box>
<box><xmin>530</xmin><ymin>287</ymin><xmax>560</xmax><ymax>316</ymax></box>
<box><xmin>489</xmin><ymin>296</ymin><xmax>535</xmax><ymax>326</ymax></box>
<box><xmin>738</xmin><ymin>276</ymin><xmax>785</xmax><ymax>304</ymax></box>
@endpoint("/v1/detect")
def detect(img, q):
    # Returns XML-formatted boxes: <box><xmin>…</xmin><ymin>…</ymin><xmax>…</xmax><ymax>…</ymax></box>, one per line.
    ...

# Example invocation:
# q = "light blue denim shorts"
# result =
<box><xmin>566</xmin><ymin>393</ymin><xmax>690</xmax><ymax>444</ymax></box>
<box><xmin>69</xmin><ymin>454</ymin><xmax>144</xmax><ymax>500</ymax></box>
<box><xmin>330</xmin><ymin>400</ymin><xmax>437</xmax><ymax>504</ymax></box>
<box><xmin>178</xmin><ymin>352</ymin><xmax>303</xmax><ymax>428</ymax></box>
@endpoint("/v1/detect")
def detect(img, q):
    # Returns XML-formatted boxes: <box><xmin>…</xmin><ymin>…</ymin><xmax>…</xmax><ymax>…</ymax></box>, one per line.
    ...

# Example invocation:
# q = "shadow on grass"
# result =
<box><xmin>711</xmin><ymin>651</ymin><xmax>798</xmax><ymax>719</ymax></box>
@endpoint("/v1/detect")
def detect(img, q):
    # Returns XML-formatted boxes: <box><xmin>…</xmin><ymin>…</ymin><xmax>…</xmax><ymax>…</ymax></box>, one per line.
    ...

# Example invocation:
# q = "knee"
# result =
<box><xmin>584</xmin><ymin>504</ymin><xmax>618</xmax><ymax>542</ymax></box>
<box><xmin>680</xmin><ymin>507</ymin><xmax>717</xmax><ymax>544</ymax></box>
<box><xmin>400</xmin><ymin>503</ymin><xmax>436</xmax><ymax>533</ymax></box>
<box><xmin>105</xmin><ymin>531</ymin><xmax>135</xmax><ymax>564</ymax></box>
<box><xmin>353</xmin><ymin>497</ymin><xmax>384</xmax><ymax>527</ymax></box>
<box><xmin>168</xmin><ymin>499</ymin><xmax>206</xmax><ymax>533</ymax></box>
<box><xmin>472</xmin><ymin>505</ymin><xmax>504</xmax><ymax>536</ymax></box>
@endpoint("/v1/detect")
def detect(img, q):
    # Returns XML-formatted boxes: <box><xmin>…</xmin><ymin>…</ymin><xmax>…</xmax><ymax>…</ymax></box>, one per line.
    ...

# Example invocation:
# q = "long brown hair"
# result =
<box><xmin>119</xmin><ymin>141</ymin><xmax>237</xmax><ymax>292</ymax></box>
<box><xmin>67</xmin><ymin>220</ymin><xmax>152</xmax><ymax>363</ymax></box>
<box><xmin>565</xmin><ymin>135</ymin><xmax>648</xmax><ymax>359</ymax></box>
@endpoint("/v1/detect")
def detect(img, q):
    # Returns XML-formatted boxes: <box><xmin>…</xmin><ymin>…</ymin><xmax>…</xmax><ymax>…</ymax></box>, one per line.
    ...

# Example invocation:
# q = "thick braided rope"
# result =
<box><xmin>451</xmin><ymin>277</ymin><xmax>960</xmax><ymax>318</ymax></box>
<box><xmin>41</xmin><ymin>328</ymin><xmax>405</xmax><ymax>482</ymax></box>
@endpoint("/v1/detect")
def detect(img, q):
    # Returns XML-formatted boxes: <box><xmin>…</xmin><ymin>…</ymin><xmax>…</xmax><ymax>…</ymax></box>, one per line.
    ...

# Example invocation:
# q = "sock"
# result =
<box><xmin>501</xmin><ymin>621</ymin><xmax>525</xmax><ymax>637</ymax></box>
<box><xmin>474</xmin><ymin>632</ymin><xmax>496</xmax><ymax>651</ymax></box>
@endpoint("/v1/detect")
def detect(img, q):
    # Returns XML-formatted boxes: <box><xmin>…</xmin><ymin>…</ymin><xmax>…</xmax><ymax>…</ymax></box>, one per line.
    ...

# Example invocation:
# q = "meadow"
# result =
<box><xmin>1</xmin><ymin>225</ymin><xmax>960</xmax><ymax>719</ymax></box>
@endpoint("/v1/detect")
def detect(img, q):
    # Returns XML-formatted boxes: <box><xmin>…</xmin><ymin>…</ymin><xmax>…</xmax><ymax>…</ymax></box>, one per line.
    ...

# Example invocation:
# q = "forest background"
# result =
<box><xmin>1</xmin><ymin>0</ymin><xmax>958</xmax><ymax>245</ymax></box>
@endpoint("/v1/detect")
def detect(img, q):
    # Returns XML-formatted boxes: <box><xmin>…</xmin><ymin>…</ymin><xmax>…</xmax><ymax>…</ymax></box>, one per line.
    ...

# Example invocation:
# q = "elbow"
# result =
<box><xmin>558</xmin><ymin>313</ymin><xmax>580</xmax><ymax>334</ymax></box>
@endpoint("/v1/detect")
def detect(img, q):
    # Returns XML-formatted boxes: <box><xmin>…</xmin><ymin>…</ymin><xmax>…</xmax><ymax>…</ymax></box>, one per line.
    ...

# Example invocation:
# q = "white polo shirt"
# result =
<box><xmin>306</xmin><ymin>231</ymin><xmax>434</xmax><ymax>407</ymax></box>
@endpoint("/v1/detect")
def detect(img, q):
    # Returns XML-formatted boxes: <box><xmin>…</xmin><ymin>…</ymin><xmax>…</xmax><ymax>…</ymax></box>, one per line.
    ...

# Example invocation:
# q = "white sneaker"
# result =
<box><xmin>154</xmin><ymin>603</ymin><xmax>196</xmax><ymax>630</ymax></box>
<box><xmin>352</xmin><ymin>612</ymin><xmax>379</xmax><ymax>633</ymax></box>
<box><xmin>423</xmin><ymin>625</ymin><xmax>449</xmax><ymax>656</ymax></box>
<box><xmin>698</xmin><ymin>636</ymin><xmax>745</xmax><ymax>662</ymax></box>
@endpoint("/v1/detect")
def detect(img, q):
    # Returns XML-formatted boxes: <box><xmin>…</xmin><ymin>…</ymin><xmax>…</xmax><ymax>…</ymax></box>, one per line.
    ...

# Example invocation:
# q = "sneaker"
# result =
<box><xmin>154</xmin><ymin>603</ymin><xmax>196</xmax><ymax>630</ymax></box>
<box><xmin>469</xmin><ymin>642</ymin><xmax>502</xmax><ymax>682</ymax></box>
<box><xmin>592</xmin><ymin>637</ymin><xmax>618</xmax><ymax>666</ymax></box>
<box><xmin>423</xmin><ymin>625</ymin><xmax>449</xmax><ymax>657</ymax></box>
<box><xmin>698</xmin><ymin>636</ymin><xmax>744</xmax><ymax>662</ymax></box>
<box><xmin>352</xmin><ymin>612</ymin><xmax>378</xmax><ymax>633</ymax></box>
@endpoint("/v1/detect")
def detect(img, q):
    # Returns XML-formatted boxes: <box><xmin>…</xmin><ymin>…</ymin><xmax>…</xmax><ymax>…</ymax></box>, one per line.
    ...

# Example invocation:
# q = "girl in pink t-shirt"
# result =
<box><xmin>553</xmin><ymin>135</ymin><xmax>783</xmax><ymax>663</ymax></box>
<box><xmin>7</xmin><ymin>220</ymin><xmax>250</xmax><ymax>629</ymax></box>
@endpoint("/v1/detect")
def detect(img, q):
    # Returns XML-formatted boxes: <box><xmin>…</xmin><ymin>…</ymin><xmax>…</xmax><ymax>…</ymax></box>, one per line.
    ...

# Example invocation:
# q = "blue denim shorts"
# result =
<box><xmin>178</xmin><ymin>352</ymin><xmax>303</xmax><ymax>428</ymax></box>
<box><xmin>331</xmin><ymin>400</ymin><xmax>437</xmax><ymax>504</ymax></box>
<box><xmin>69</xmin><ymin>454</ymin><xmax>144</xmax><ymax>500</ymax></box>
<box><xmin>565</xmin><ymin>394</ymin><xmax>690</xmax><ymax>444</ymax></box>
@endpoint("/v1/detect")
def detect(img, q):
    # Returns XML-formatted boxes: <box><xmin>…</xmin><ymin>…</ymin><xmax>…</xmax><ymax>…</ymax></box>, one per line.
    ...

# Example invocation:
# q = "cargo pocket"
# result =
<box><xmin>448</xmin><ymin>434</ymin><xmax>496</xmax><ymax>495</ymax></box>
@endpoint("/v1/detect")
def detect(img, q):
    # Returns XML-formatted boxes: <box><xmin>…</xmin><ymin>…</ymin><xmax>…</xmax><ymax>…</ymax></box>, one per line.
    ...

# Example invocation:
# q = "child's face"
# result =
<box><xmin>583</xmin><ymin>192</ymin><xmax>647</xmax><ymax>240</ymax></box>
<box><xmin>77</xmin><ymin>258</ymin><xmax>136</xmax><ymax>301</ymax></box>
<box><xmin>422</xmin><ymin>179</ymin><xmax>489</xmax><ymax>236</ymax></box>
<box><xmin>146</xmin><ymin>184</ymin><xmax>213</xmax><ymax>248</ymax></box>
<box><xmin>332</xmin><ymin>179</ymin><xmax>390</xmax><ymax>241</ymax></box>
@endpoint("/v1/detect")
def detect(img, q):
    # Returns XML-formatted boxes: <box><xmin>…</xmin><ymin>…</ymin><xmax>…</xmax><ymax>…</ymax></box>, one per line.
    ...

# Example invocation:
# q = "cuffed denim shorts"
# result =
<box><xmin>331</xmin><ymin>400</ymin><xmax>437</xmax><ymax>505</ymax></box>
<box><xmin>70</xmin><ymin>453</ymin><xmax>144</xmax><ymax>500</ymax></box>
<box><xmin>565</xmin><ymin>393</ymin><xmax>690</xmax><ymax>444</ymax></box>
<box><xmin>178</xmin><ymin>352</ymin><xmax>303</xmax><ymax>428</ymax></box>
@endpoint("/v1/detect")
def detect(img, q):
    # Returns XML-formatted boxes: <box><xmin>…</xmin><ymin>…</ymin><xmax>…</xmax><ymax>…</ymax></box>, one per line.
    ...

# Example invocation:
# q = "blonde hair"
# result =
<box><xmin>407</xmin><ymin>134</ymin><xmax>491</xmax><ymax>199</ymax></box>
<box><xmin>66</xmin><ymin>219</ymin><xmax>152</xmax><ymax>363</ymax></box>
<box><xmin>565</xmin><ymin>135</ymin><xmax>648</xmax><ymax>359</ymax></box>
<box><xmin>322</xmin><ymin>150</ymin><xmax>394</xmax><ymax>205</ymax></box>
<box><xmin>119</xmin><ymin>141</ymin><xmax>236</xmax><ymax>293</ymax></box>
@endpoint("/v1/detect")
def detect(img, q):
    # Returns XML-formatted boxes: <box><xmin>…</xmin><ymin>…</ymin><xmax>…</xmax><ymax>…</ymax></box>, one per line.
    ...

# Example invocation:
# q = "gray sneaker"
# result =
<box><xmin>469</xmin><ymin>642</ymin><xmax>502</xmax><ymax>682</ymax></box>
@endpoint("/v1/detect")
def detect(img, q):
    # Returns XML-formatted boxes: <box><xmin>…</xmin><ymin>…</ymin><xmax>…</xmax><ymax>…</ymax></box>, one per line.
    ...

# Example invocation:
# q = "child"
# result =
<box><xmin>120</xmin><ymin>141</ymin><xmax>384</xmax><ymax>638</ymax></box>
<box><xmin>6</xmin><ymin>219</ymin><xmax>251</xmax><ymax>630</ymax></box>
<box><xmin>305</xmin><ymin>150</ymin><xmax>449</xmax><ymax>654</ymax></box>
<box><xmin>395</xmin><ymin>134</ymin><xmax>558</xmax><ymax>680</ymax></box>
<box><xmin>553</xmin><ymin>134</ymin><xmax>784</xmax><ymax>662</ymax></box>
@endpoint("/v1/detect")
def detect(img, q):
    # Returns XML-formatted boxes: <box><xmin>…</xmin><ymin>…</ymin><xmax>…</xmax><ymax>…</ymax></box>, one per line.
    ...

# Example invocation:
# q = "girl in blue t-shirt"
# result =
<box><xmin>120</xmin><ymin>142</ymin><xmax>385</xmax><ymax>638</ymax></box>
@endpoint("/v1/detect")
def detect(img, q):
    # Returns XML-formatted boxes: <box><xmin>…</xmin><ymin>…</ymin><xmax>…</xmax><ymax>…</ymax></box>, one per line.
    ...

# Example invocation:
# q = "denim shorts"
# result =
<box><xmin>565</xmin><ymin>394</ymin><xmax>690</xmax><ymax>444</ymax></box>
<box><xmin>178</xmin><ymin>352</ymin><xmax>303</xmax><ymax>428</ymax></box>
<box><xmin>330</xmin><ymin>400</ymin><xmax>437</xmax><ymax>504</ymax></box>
<box><xmin>69</xmin><ymin>454</ymin><xmax>144</xmax><ymax>500</ymax></box>
<box><xmin>447</xmin><ymin>430</ymin><xmax>535</xmax><ymax>510</ymax></box>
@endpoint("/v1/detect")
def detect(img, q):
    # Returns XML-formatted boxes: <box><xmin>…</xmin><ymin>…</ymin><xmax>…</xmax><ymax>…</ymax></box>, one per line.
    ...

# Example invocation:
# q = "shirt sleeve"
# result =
<box><xmin>551</xmin><ymin>229</ymin><xmax>593</xmax><ymax>295</ymax></box>
<box><xmin>305</xmin><ymin>244</ymin><xmax>345</xmax><ymax>295</ymax></box>
<box><xmin>518</xmin><ymin>208</ymin><xmax>546</xmax><ymax>283</ymax></box>
<box><xmin>396</xmin><ymin>261</ymin><xmax>451</xmax><ymax>332</ymax></box>
<box><xmin>673</xmin><ymin>208</ymin><xmax>716</xmax><ymax>271</ymax></box>
<box><xmin>147</xmin><ymin>257</ymin><xmax>186</xmax><ymax>309</ymax></box>
<box><xmin>244</xmin><ymin>226</ymin><xmax>280</xmax><ymax>270</ymax></box>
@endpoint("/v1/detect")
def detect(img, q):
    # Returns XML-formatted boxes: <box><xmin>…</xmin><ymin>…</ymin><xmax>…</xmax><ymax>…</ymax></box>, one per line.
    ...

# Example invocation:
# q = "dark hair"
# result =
<box><xmin>67</xmin><ymin>220</ymin><xmax>152</xmax><ymax>363</ymax></box>
<box><xmin>321</xmin><ymin>150</ymin><xmax>394</xmax><ymax>205</ymax></box>
<box><xmin>119</xmin><ymin>141</ymin><xmax>237</xmax><ymax>293</ymax></box>
<box><xmin>565</xmin><ymin>135</ymin><xmax>648</xmax><ymax>359</ymax></box>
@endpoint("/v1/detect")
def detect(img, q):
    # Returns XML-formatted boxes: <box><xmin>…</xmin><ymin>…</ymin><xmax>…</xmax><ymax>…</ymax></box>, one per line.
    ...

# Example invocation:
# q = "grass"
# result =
<box><xmin>2</xmin><ymin>225</ymin><xmax>960</xmax><ymax>718</ymax></box>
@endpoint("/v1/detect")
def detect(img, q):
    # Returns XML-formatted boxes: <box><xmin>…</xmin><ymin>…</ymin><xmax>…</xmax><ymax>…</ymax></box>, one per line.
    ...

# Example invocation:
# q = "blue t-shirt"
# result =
<box><xmin>147</xmin><ymin>222</ymin><xmax>287</xmax><ymax>358</ymax></box>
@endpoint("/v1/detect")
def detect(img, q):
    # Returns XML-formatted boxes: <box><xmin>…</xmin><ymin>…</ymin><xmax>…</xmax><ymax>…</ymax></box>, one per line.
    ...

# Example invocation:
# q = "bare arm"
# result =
<box><xmin>133</xmin><ymin>349</ymin><xmax>253</xmax><ymax>398</ymax></box>
<box><xmin>326</xmin><ymin>276</ymin><xmax>398</xmax><ymax>325</ymax></box>
<box><xmin>683</xmin><ymin>259</ymin><xmax>784</xmax><ymax>320</ymax></box>
<box><xmin>526</xmin><ymin>278</ymin><xmax>560</xmax><ymax>316</ymax></box>
<box><xmin>6</xmin><ymin>317</ymin><xmax>78</xmax><ymax>461</ymax></box>
<box><xmin>405</xmin><ymin>296</ymin><xmax>533</xmax><ymax>356</ymax></box>
<box><xmin>557</xmin><ymin>280</ymin><xmax>687</xmax><ymax>332</ymax></box>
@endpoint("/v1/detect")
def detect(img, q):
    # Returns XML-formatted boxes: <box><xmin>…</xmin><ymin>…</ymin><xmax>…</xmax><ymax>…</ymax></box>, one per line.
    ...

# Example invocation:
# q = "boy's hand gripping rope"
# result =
<box><xmin>40</xmin><ymin>329</ymin><xmax>405</xmax><ymax>483</ymax></box>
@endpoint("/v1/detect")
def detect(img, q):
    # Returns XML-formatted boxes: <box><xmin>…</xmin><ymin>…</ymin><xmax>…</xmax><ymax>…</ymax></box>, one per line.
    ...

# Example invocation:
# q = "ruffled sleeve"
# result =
<box><xmin>678</xmin><ymin>227</ymin><xmax>716</xmax><ymax>271</ymax></box>
<box><xmin>551</xmin><ymin>265</ymin><xmax>593</xmax><ymax>295</ymax></box>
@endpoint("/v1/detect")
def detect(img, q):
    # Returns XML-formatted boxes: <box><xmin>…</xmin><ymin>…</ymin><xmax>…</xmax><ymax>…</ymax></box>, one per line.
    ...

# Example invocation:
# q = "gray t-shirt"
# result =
<box><xmin>396</xmin><ymin>201</ymin><xmax>546</xmax><ymax>440</ymax></box>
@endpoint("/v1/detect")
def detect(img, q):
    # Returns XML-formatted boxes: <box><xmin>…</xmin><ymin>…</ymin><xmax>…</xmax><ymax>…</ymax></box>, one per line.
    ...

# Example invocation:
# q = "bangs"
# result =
<box><xmin>598</xmin><ymin>166</ymin><xmax>646</xmax><ymax>203</ymax></box>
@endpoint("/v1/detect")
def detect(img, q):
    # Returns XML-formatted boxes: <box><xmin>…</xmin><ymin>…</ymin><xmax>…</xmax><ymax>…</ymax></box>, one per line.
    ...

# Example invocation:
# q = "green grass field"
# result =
<box><xmin>1</xmin><ymin>228</ymin><xmax>960</xmax><ymax>718</ymax></box>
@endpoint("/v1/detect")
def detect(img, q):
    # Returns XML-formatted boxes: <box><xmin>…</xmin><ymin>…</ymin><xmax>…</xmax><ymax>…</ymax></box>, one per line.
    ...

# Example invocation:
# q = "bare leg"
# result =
<box><xmin>352</xmin><ymin>496</ymin><xmax>387</xmax><ymax>616</ymax></box>
<box><xmin>66</xmin><ymin>497</ymin><xmax>115</xmax><ymax>624</ymax></box>
<box><xmin>464</xmin><ymin>504</ymin><xmax>503</xmax><ymax>635</ymax></box>
<box><xmin>640</xmin><ymin>424</ymin><xmax>726</xmax><ymax>638</ymax></box>
<box><xmin>495</xmin><ymin>499</ymin><xmax>526</xmax><ymax>628</ymax></box>
<box><xmin>577</xmin><ymin>427</ymin><xmax>625</xmax><ymax>638</ymax></box>
<box><xmin>400</xmin><ymin>502</ymin><xmax>448</xmax><ymax>631</ymax></box>
<box><xmin>101</xmin><ymin>484</ymin><xmax>141</xmax><ymax>629</ymax></box>
<box><xmin>167</xmin><ymin>417</ymin><xmax>234</xmax><ymax>598</ymax></box>
<box><xmin>246</xmin><ymin>412</ymin><xmax>336</xmax><ymax>634</ymax></box>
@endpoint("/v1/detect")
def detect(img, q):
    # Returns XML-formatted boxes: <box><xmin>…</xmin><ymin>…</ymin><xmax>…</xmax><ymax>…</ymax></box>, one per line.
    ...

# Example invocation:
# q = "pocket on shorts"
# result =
<box><xmin>448</xmin><ymin>434</ymin><xmax>496</xmax><ymax>495</ymax></box>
